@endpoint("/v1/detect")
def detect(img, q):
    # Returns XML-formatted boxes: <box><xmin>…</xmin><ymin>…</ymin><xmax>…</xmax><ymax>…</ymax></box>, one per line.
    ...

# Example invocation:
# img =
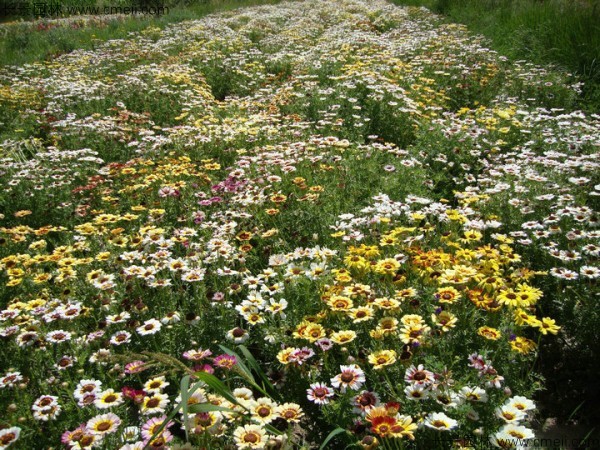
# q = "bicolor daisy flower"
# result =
<box><xmin>124</xmin><ymin>361</ymin><xmax>147</xmax><ymax>375</ymax></box>
<box><xmin>404</xmin><ymin>364</ymin><xmax>435</xmax><ymax>386</ymax></box>
<box><xmin>306</xmin><ymin>382</ymin><xmax>334</xmax><ymax>405</ymax></box>
<box><xmin>136</xmin><ymin>319</ymin><xmax>162</xmax><ymax>336</ymax></box>
<box><xmin>94</xmin><ymin>389</ymin><xmax>124</xmax><ymax>409</ymax></box>
<box><xmin>0</xmin><ymin>372</ymin><xmax>23</xmax><ymax>389</ymax></box>
<box><xmin>276</xmin><ymin>403</ymin><xmax>304</xmax><ymax>423</ymax></box>
<box><xmin>490</xmin><ymin>424</ymin><xmax>535</xmax><ymax>448</ymax></box>
<box><xmin>0</xmin><ymin>427</ymin><xmax>21</xmax><ymax>449</ymax></box>
<box><xmin>141</xmin><ymin>393</ymin><xmax>170</xmax><ymax>415</ymax></box>
<box><xmin>424</xmin><ymin>412</ymin><xmax>458</xmax><ymax>431</ymax></box>
<box><xmin>352</xmin><ymin>391</ymin><xmax>380</xmax><ymax>415</ymax></box>
<box><xmin>143</xmin><ymin>376</ymin><xmax>169</xmax><ymax>394</ymax></box>
<box><xmin>405</xmin><ymin>384</ymin><xmax>429</xmax><ymax>401</ymax></box>
<box><xmin>249</xmin><ymin>397</ymin><xmax>277</xmax><ymax>424</ymax></box>
<box><xmin>505</xmin><ymin>396</ymin><xmax>536</xmax><ymax>412</ymax></box>
<box><xmin>87</xmin><ymin>413</ymin><xmax>121</xmax><ymax>435</ymax></box>
<box><xmin>213</xmin><ymin>354</ymin><xmax>237</xmax><ymax>370</ymax></box>
<box><xmin>495</xmin><ymin>405</ymin><xmax>526</xmax><ymax>424</ymax></box>
<box><xmin>140</xmin><ymin>415</ymin><xmax>173</xmax><ymax>442</ymax></box>
<box><xmin>330</xmin><ymin>365</ymin><xmax>366</xmax><ymax>392</ymax></box>
<box><xmin>233</xmin><ymin>424</ymin><xmax>267</xmax><ymax>449</ymax></box>
<box><xmin>460</xmin><ymin>386</ymin><xmax>488</xmax><ymax>403</ymax></box>
<box><xmin>368</xmin><ymin>350</ymin><xmax>397</xmax><ymax>370</ymax></box>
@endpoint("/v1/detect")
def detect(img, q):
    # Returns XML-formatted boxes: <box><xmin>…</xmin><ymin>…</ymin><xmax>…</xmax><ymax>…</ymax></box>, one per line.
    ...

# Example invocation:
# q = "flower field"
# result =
<box><xmin>0</xmin><ymin>0</ymin><xmax>598</xmax><ymax>449</ymax></box>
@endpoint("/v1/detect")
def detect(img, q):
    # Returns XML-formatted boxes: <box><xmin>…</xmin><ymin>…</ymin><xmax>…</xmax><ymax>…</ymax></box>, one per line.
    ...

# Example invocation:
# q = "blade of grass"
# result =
<box><xmin>319</xmin><ymin>427</ymin><xmax>347</xmax><ymax>450</ymax></box>
<box><xmin>218</xmin><ymin>344</ymin><xmax>255</xmax><ymax>384</ymax></box>
<box><xmin>219</xmin><ymin>344</ymin><xmax>279</xmax><ymax>399</ymax></box>
<box><xmin>237</xmin><ymin>344</ymin><xmax>282</xmax><ymax>400</ymax></box>
<box><xmin>567</xmin><ymin>400</ymin><xmax>586</xmax><ymax>422</ymax></box>
<box><xmin>580</xmin><ymin>427</ymin><xmax>597</xmax><ymax>446</ymax></box>
<box><xmin>265</xmin><ymin>423</ymin><xmax>284</xmax><ymax>436</ymax></box>
<box><xmin>193</xmin><ymin>370</ymin><xmax>245</xmax><ymax>409</ymax></box>
<box><xmin>180</xmin><ymin>374</ymin><xmax>191</xmax><ymax>442</ymax></box>
<box><xmin>188</xmin><ymin>403</ymin><xmax>239</xmax><ymax>414</ymax></box>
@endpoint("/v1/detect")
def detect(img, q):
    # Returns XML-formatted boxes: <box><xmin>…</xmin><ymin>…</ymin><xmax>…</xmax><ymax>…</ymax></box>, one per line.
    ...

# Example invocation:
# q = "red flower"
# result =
<box><xmin>371</xmin><ymin>416</ymin><xmax>397</xmax><ymax>437</ymax></box>
<box><xmin>122</xmin><ymin>386</ymin><xmax>146</xmax><ymax>404</ymax></box>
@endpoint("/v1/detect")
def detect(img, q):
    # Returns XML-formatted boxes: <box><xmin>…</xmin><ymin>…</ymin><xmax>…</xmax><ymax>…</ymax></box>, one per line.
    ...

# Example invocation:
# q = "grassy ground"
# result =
<box><xmin>390</xmin><ymin>0</ymin><xmax>600</xmax><ymax>111</ymax></box>
<box><xmin>0</xmin><ymin>0</ymin><xmax>288</xmax><ymax>66</ymax></box>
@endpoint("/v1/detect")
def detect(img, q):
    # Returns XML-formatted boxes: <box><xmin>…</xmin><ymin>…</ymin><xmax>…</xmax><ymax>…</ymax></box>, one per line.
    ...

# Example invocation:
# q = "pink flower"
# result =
<box><xmin>307</xmin><ymin>382</ymin><xmax>334</xmax><ymax>405</ymax></box>
<box><xmin>315</xmin><ymin>338</ymin><xmax>333</xmax><ymax>351</ymax></box>
<box><xmin>61</xmin><ymin>424</ymin><xmax>86</xmax><ymax>445</ymax></box>
<box><xmin>213</xmin><ymin>354</ymin><xmax>237</xmax><ymax>370</ymax></box>
<box><xmin>182</xmin><ymin>348</ymin><xmax>213</xmax><ymax>361</ymax></box>
<box><xmin>193</xmin><ymin>364</ymin><xmax>215</xmax><ymax>375</ymax></box>
<box><xmin>141</xmin><ymin>415</ymin><xmax>174</xmax><ymax>442</ymax></box>
<box><xmin>124</xmin><ymin>360</ymin><xmax>148</xmax><ymax>375</ymax></box>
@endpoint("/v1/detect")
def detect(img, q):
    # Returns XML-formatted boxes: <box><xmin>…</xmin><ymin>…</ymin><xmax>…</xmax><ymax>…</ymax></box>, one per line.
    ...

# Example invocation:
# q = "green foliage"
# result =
<box><xmin>391</xmin><ymin>0</ymin><xmax>600</xmax><ymax>111</ymax></box>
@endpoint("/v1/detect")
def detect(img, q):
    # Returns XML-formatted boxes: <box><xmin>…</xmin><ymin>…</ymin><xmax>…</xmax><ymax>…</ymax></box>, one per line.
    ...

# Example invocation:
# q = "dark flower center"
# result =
<box><xmin>233</xmin><ymin>328</ymin><xmax>245</xmax><ymax>337</ymax></box>
<box><xmin>97</xmin><ymin>422</ymin><xmax>111</xmax><ymax>432</ymax></box>
<box><xmin>413</xmin><ymin>371</ymin><xmax>426</xmax><ymax>381</ymax></box>
<box><xmin>80</xmin><ymin>435</ymin><xmax>94</xmax><ymax>446</ymax></box>
<box><xmin>314</xmin><ymin>388</ymin><xmax>328</xmax><ymax>398</ymax></box>
<box><xmin>147</xmin><ymin>398</ymin><xmax>160</xmax><ymax>408</ymax></box>
<box><xmin>244</xmin><ymin>433</ymin><xmax>259</xmax><ymax>443</ymax></box>
<box><xmin>0</xmin><ymin>434</ymin><xmax>16</xmax><ymax>444</ymax></box>
<box><xmin>341</xmin><ymin>373</ymin><xmax>355</xmax><ymax>383</ymax></box>
<box><xmin>257</xmin><ymin>406</ymin><xmax>271</xmax><ymax>417</ymax></box>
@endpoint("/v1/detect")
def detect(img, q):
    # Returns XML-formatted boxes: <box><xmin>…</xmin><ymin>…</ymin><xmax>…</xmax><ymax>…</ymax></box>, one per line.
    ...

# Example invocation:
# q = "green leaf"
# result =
<box><xmin>180</xmin><ymin>375</ymin><xmax>191</xmax><ymax>442</ymax></box>
<box><xmin>265</xmin><ymin>423</ymin><xmax>284</xmax><ymax>436</ymax></box>
<box><xmin>238</xmin><ymin>344</ymin><xmax>281</xmax><ymax>400</ymax></box>
<box><xmin>193</xmin><ymin>370</ymin><xmax>243</xmax><ymax>409</ymax></box>
<box><xmin>143</xmin><ymin>401</ymin><xmax>181</xmax><ymax>450</ymax></box>
<box><xmin>218</xmin><ymin>344</ymin><xmax>255</xmax><ymax>383</ymax></box>
<box><xmin>319</xmin><ymin>427</ymin><xmax>347</xmax><ymax>450</ymax></box>
<box><xmin>218</xmin><ymin>345</ymin><xmax>273</xmax><ymax>398</ymax></box>
<box><xmin>145</xmin><ymin>376</ymin><xmax>207</xmax><ymax>449</ymax></box>
<box><xmin>188</xmin><ymin>403</ymin><xmax>239</xmax><ymax>414</ymax></box>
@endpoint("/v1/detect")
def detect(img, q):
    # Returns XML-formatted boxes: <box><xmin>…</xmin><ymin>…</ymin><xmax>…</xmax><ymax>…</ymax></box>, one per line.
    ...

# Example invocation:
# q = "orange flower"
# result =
<box><xmin>370</xmin><ymin>416</ymin><xmax>396</xmax><ymax>437</ymax></box>
<box><xmin>478</xmin><ymin>326</ymin><xmax>501</xmax><ymax>340</ymax></box>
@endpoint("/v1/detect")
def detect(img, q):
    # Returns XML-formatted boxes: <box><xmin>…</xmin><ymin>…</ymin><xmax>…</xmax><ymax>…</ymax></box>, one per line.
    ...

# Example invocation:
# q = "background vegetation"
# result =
<box><xmin>0</xmin><ymin>0</ymin><xmax>287</xmax><ymax>66</ymax></box>
<box><xmin>391</xmin><ymin>0</ymin><xmax>600</xmax><ymax>111</ymax></box>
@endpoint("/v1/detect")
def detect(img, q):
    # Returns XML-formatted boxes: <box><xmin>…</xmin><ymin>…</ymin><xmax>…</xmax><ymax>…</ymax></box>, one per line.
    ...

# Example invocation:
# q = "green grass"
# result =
<box><xmin>0</xmin><ymin>0</ymin><xmax>289</xmax><ymax>67</ymax></box>
<box><xmin>390</xmin><ymin>0</ymin><xmax>600</xmax><ymax>111</ymax></box>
